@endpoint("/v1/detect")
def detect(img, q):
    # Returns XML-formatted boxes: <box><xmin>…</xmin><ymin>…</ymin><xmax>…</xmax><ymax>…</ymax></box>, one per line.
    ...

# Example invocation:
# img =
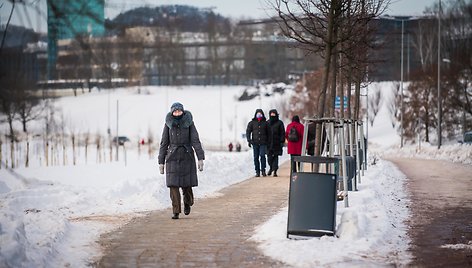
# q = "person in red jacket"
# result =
<box><xmin>285</xmin><ymin>115</ymin><xmax>304</xmax><ymax>172</ymax></box>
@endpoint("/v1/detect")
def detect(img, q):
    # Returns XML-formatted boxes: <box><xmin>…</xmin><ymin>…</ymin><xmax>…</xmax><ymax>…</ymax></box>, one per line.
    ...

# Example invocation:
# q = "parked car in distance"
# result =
<box><xmin>458</xmin><ymin>131</ymin><xmax>472</xmax><ymax>144</ymax></box>
<box><xmin>113</xmin><ymin>136</ymin><xmax>130</xmax><ymax>145</ymax></box>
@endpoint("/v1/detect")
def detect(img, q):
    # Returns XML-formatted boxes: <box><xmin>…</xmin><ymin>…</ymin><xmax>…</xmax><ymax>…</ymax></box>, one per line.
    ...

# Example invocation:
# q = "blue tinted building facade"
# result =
<box><xmin>47</xmin><ymin>0</ymin><xmax>105</xmax><ymax>79</ymax></box>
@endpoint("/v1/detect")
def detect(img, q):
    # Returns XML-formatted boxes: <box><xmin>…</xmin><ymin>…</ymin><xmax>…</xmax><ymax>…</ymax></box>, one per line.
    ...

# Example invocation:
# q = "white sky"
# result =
<box><xmin>1</xmin><ymin>0</ymin><xmax>439</xmax><ymax>33</ymax></box>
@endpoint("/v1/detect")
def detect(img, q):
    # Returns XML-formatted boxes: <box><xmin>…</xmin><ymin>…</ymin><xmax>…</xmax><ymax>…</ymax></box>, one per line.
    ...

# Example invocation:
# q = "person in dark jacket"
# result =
<box><xmin>267</xmin><ymin>109</ymin><xmax>285</xmax><ymax>177</ymax></box>
<box><xmin>307</xmin><ymin>122</ymin><xmax>316</xmax><ymax>156</ymax></box>
<box><xmin>158</xmin><ymin>102</ymin><xmax>205</xmax><ymax>220</ymax></box>
<box><xmin>246</xmin><ymin>109</ymin><xmax>269</xmax><ymax>177</ymax></box>
<box><xmin>307</xmin><ymin>122</ymin><xmax>328</xmax><ymax>156</ymax></box>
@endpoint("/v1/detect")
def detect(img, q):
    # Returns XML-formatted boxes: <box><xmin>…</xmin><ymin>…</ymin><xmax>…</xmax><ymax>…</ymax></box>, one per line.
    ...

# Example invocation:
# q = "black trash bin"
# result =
<box><xmin>334</xmin><ymin>156</ymin><xmax>356</xmax><ymax>191</ymax></box>
<box><xmin>287</xmin><ymin>156</ymin><xmax>338</xmax><ymax>238</ymax></box>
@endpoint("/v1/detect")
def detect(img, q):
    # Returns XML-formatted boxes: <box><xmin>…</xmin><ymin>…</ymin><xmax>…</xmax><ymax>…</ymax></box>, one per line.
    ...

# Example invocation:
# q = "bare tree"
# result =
<box><xmin>368</xmin><ymin>85</ymin><xmax>382</xmax><ymax>126</ymax></box>
<box><xmin>273</xmin><ymin>0</ymin><xmax>388</xmax><ymax>156</ymax></box>
<box><xmin>388</xmin><ymin>82</ymin><xmax>400</xmax><ymax>129</ymax></box>
<box><xmin>84</xmin><ymin>130</ymin><xmax>90</xmax><ymax>164</ymax></box>
<box><xmin>401</xmin><ymin>1</ymin><xmax>472</xmax><ymax>142</ymax></box>
<box><xmin>0</xmin><ymin>135</ymin><xmax>3</xmax><ymax>169</ymax></box>
<box><xmin>0</xmin><ymin>75</ymin><xmax>18</xmax><ymax>168</ymax></box>
<box><xmin>147</xmin><ymin>127</ymin><xmax>154</xmax><ymax>159</ymax></box>
<box><xmin>95</xmin><ymin>132</ymin><xmax>102</xmax><ymax>164</ymax></box>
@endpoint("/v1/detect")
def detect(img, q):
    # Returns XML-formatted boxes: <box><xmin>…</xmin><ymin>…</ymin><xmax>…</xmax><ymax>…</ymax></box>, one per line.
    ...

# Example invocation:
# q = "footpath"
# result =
<box><xmin>98</xmin><ymin>164</ymin><xmax>290</xmax><ymax>267</ymax></box>
<box><xmin>389</xmin><ymin>158</ymin><xmax>472</xmax><ymax>267</ymax></box>
<box><xmin>98</xmin><ymin>157</ymin><xmax>472</xmax><ymax>267</ymax></box>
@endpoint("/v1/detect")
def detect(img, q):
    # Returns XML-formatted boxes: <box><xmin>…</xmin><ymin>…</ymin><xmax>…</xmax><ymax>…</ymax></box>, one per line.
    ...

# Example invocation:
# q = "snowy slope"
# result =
<box><xmin>365</xmin><ymin>82</ymin><xmax>472</xmax><ymax>165</ymax></box>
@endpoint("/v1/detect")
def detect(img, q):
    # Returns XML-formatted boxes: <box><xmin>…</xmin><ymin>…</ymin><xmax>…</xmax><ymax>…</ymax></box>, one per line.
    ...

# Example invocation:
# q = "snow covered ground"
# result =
<box><xmin>0</xmin><ymin>150</ymin><xmax>259</xmax><ymax>267</ymax></box>
<box><xmin>1</xmin><ymin>81</ymin><xmax>470</xmax><ymax>267</ymax></box>
<box><xmin>251</xmin><ymin>158</ymin><xmax>411</xmax><ymax>267</ymax></box>
<box><xmin>0</xmin><ymin>85</ymin><xmax>292</xmax><ymax>267</ymax></box>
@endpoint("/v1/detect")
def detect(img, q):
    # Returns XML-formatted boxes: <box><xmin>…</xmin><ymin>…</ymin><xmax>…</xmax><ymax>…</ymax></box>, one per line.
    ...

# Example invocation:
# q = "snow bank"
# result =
<box><xmin>375</xmin><ymin>143</ymin><xmax>472</xmax><ymax>165</ymax></box>
<box><xmin>251</xmin><ymin>158</ymin><xmax>412</xmax><ymax>267</ymax></box>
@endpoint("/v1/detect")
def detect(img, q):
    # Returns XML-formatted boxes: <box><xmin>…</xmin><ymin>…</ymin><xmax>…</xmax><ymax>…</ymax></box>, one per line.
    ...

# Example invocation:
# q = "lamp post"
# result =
<box><xmin>400</xmin><ymin>19</ymin><xmax>405</xmax><ymax>148</ymax></box>
<box><xmin>396</xmin><ymin>16</ymin><xmax>418</xmax><ymax>148</ymax></box>
<box><xmin>437</xmin><ymin>0</ymin><xmax>442</xmax><ymax>149</ymax></box>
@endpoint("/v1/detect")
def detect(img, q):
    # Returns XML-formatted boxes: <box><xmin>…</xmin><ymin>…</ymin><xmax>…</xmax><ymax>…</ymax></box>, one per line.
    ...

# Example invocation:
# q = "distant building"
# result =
<box><xmin>0</xmin><ymin>25</ymin><xmax>47</xmax><ymax>86</ymax></box>
<box><xmin>53</xmin><ymin>26</ymin><xmax>320</xmax><ymax>87</ymax></box>
<box><xmin>47</xmin><ymin>0</ymin><xmax>105</xmax><ymax>79</ymax></box>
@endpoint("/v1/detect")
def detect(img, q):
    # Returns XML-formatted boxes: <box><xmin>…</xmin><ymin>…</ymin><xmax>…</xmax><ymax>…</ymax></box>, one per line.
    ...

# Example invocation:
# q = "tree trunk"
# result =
<box><xmin>340</xmin><ymin>54</ymin><xmax>345</xmax><ymax>119</ymax></box>
<box><xmin>0</xmin><ymin>138</ymin><xmax>2</xmax><ymax>169</ymax></box>
<box><xmin>63</xmin><ymin>144</ymin><xmax>66</xmax><ymax>165</ymax></box>
<box><xmin>316</xmin><ymin>0</ymin><xmax>337</xmax><ymax>158</ymax></box>
<box><xmin>330</xmin><ymin>20</ymin><xmax>340</xmax><ymax>118</ymax></box>
<box><xmin>425</xmin><ymin>106</ymin><xmax>430</xmax><ymax>142</ymax></box>
<box><xmin>72</xmin><ymin>135</ymin><xmax>76</xmax><ymax>165</ymax></box>
<box><xmin>347</xmin><ymin>65</ymin><xmax>352</xmax><ymax>119</ymax></box>
<box><xmin>354</xmin><ymin>79</ymin><xmax>361</xmax><ymax>120</ymax></box>
<box><xmin>330</xmin><ymin>51</ymin><xmax>338</xmax><ymax>117</ymax></box>
<box><xmin>109</xmin><ymin>138</ymin><xmax>113</xmax><ymax>162</ymax></box>
<box><xmin>45</xmin><ymin>141</ymin><xmax>49</xmax><ymax>167</ymax></box>
<box><xmin>25</xmin><ymin>140</ymin><xmax>29</xmax><ymax>168</ymax></box>
<box><xmin>7</xmin><ymin>115</ymin><xmax>15</xmax><ymax>168</ymax></box>
<box><xmin>10</xmin><ymin>140</ymin><xmax>14</xmax><ymax>169</ymax></box>
<box><xmin>22</xmin><ymin>117</ymin><xmax>27</xmax><ymax>133</ymax></box>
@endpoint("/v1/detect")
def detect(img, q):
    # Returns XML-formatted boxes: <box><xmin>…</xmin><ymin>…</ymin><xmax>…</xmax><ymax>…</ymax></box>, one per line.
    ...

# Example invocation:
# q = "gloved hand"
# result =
<box><xmin>159</xmin><ymin>164</ymin><xmax>164</xmax><ymax>174</ymax></box>
<box><xmin>248</xmin><ymin>142</ymin><xmax>252</xmax><ymax>148</ymax></box>
<box><xmin>198</xmin><ymin>160</ymin><xmax>204</xmax><ymax>171</ymax></box>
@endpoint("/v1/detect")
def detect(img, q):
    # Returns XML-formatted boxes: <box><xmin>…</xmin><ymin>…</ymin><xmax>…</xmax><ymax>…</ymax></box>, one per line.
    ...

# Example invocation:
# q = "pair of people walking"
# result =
<box><xmin>246</xmin><ymin>109</ymin><xmax>285</xmax><ymax>177</ymax></box>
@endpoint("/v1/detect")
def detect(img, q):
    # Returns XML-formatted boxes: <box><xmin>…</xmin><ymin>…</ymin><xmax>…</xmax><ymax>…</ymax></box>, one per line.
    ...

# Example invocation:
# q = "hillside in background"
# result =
<box><xmin>107</xmin><ymin>5</ymin><xmax>231</xmax><ymax>35</ymax></box>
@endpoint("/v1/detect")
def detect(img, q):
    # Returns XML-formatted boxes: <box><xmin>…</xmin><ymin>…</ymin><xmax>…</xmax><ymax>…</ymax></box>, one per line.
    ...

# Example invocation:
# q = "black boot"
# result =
<box><xmin>255</xmin><ymin>172</ymin><xmax>260</xmax><ymax>177</ymax></box>
<box><xmin>262</xmin><ymin>170</ymin><xmax>267</xmax><ymax>177</ymax></box>
<box><xmin>172</xmin><ymin>213</ymin><xmax>179</xmax><ymax>219</ymax></box>
<box><xmin>267</xmin><ymin>168</ymin><xmax>273</xmax><ymax>176</ymax></box>
<box><xmin>184</xmin><ymin>204</ymin><xmax>191</xmax><ymax>215</ymax></box>
<box><xmin>273</xmin><ymin>170</ymin><xmax>278</xmax><ymax>177</ymax></box>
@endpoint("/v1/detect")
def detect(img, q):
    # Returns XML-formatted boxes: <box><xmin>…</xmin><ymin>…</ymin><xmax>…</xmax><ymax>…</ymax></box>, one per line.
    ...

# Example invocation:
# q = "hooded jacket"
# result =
<box><xmin>246</xmin><ymin>109</ymin><xmax>269</xmax><ymax>145</ymax></box>
<box><xmin>285</xmin><ymin>117</ymin><xmax>304</xmax><ymax>155</ymax></box>
<box><xmin>267</xmin><ymin>109</ymin><xmax>285</xmax><ymax>155</ymax></box>
<box><xmin>158</xmin><ymin>110</ymin><xmax>205</xmax><ymax>187</ymax></box>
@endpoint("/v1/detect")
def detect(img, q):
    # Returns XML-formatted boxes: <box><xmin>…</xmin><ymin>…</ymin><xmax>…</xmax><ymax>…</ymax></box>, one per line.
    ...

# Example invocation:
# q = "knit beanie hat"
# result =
<box><xmin>171</xmin><ymin>102</ymin><xmax>184</xmax><ymax>113</ymax></box>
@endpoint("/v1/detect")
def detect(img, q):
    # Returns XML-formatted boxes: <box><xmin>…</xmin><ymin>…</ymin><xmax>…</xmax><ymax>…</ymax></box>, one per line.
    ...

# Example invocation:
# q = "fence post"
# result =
<box><xmin>355</xmin><ymin>121</ymin><xmax>361</xmax><ymax>188</ymax></box>
<box><xmin>339</xmin><ymin>119</ymin><xmax>349</xmax><ymax>207</ymax></box>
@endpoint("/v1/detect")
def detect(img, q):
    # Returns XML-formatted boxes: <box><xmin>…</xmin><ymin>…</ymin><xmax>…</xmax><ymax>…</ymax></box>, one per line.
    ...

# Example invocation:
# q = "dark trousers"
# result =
<box><xmin>252</xmin><ymin>144</ymin><xmax>267</xmax><ymax>173</ymax></box>
<box><xmin>267</xmin><ymin>150</ymin><xmax>279</xmax><ymax>172</ymax></box>
<box><xmin>170</xmin><ymin>187</ymin><xmax>194</xmax><ymax>214</ymax></box>
<box><xmin>290</xmin><ymin>154</ymin><xmax>301</xmax><ymax>173</ymax></box>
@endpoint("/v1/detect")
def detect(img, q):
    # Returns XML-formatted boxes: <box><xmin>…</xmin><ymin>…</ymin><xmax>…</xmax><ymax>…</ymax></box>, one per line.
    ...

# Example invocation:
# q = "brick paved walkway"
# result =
<box><xmin>98</xmin><ymin>163</ymin><xmax>290</xmax><ymax>267</ymax></box>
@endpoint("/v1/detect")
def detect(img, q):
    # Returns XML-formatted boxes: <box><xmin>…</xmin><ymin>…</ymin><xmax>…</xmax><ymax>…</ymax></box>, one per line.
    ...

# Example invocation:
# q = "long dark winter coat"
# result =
<box><xmin>267</xmin><ymin>109</ymin><xmax>285</xmax><ymax>156</ymax></box>
<box><xmin>158</xmin><ymin>111</ymin><xmax>205</xmax><ymax>187</ymax></box>
<box><xmin>246</xmin><ymin>109</ymin><xmax>269</xmax><ymax>145</ymax></box>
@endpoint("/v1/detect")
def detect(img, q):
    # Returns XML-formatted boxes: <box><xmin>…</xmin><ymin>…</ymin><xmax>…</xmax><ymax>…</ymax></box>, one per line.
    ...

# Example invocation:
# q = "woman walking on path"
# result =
<box><xmin>267</xmin><ymin>109</ymin><xmax>285</xmax><ymax>177</ymax></box>
<box><xmin>158</xmin><ymin>102</ymin><xmax>205</xmax><ymax>219</ymax></box>
<box><xmin>285</xmin><ymin>115</ymin><xmax>304</xmax><ymax>172</ymax></box>
<box><xmin>246</xmin><ymin>109</ymin><xmax>269</xmax><ymax>177</ymax></box>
